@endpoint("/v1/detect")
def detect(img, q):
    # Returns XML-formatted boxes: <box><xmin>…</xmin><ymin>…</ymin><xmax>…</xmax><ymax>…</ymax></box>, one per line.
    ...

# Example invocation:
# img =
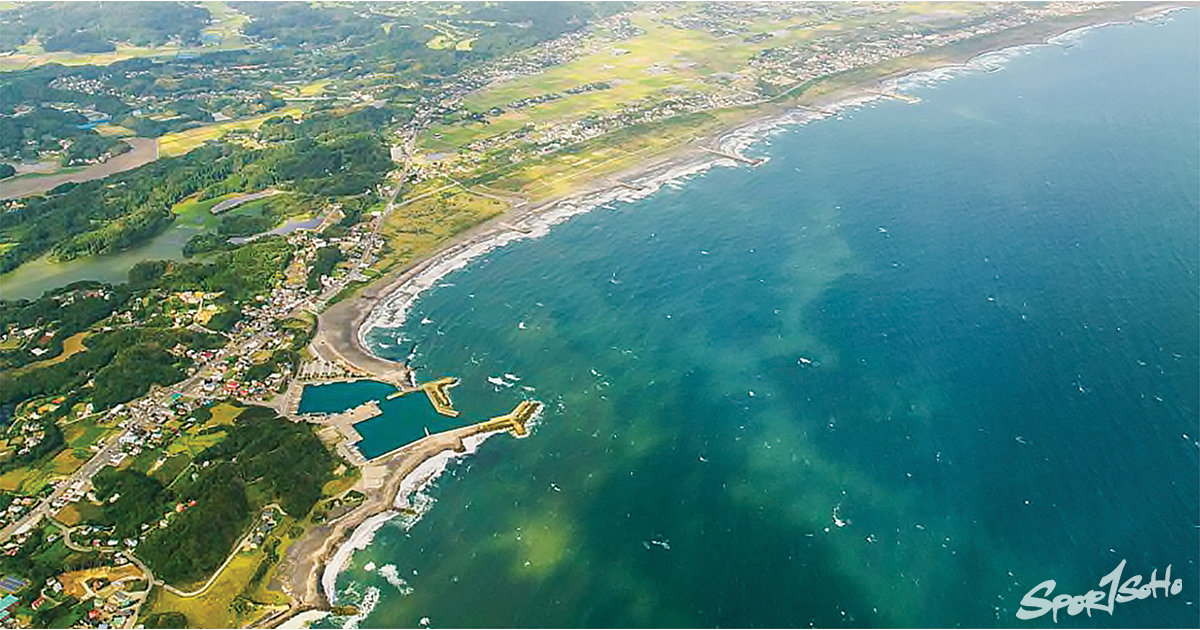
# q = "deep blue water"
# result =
<box><xmin>323</xmin><ymin>12</ymin><xmax>1198</xmax><ymax>628</ymax></box>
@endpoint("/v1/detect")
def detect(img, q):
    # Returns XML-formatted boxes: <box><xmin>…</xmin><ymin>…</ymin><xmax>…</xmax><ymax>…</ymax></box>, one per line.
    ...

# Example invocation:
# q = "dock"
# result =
<box><xmin>871</xmin><ymin>90</ymin><xmax>921</xmax><ymax>104</ymax></box>
<box><xmin>326</xmin><ymin>401</ymin><xmax>382</xmax><ymax>444</ymax></box>
<box><xmin>795</xmin><ymin>103</ymin><xmax>838</xmax><ymax>116</ymax></box>
<box><xmin>421</xmin><ymin>377</ymin><xmax>461</xmax><ymax>417</ymax></box>
<box><xmin>473</xmin><ymin>400</ymin><xmax>543</xmax><ymax>438</ymax></box>
<box><xmin>701</xmin><ymin>147</ymin><xmax>762</xmax><ymax>166</ymax></box>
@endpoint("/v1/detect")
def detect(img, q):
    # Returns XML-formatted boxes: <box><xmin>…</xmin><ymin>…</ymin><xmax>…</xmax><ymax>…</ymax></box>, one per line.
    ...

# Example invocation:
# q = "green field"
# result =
<box><xmin>0</xmin><ymin>42</ymin><xmax>183</xmax><ymax>72</ymax></box>
<box><xmin>201</xmin><ymin>1</ymin><xmax>251</xmax><ymax>48</ymax></box>
<box><xmin>420</xmin><ymin>6</ymin><xmax>812</xmax><ymax>154</ymax></box>
<box><xmin>380</xmin><ymin>189</ymin><xmax>506</xmax><ymax>268</ymax></box>
<box><xmin>157</xmin><ymin>107</ymin><xmax>305</xmax><ymax>157</ymax></box>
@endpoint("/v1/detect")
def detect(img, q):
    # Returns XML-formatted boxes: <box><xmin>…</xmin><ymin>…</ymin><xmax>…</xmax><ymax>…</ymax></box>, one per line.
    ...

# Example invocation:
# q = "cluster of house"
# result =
<box><xmin>242</xmin><ymin>506</ymin><xmax>280</xmax><ymax>552</ymax></box>
<box><xmin>750</xmin><ymin>2</ymin><xmax>1108</xmax><ymax>85</ymax></box>
<box><xmin>0</xmin><ymin>500</ymin><xmax>39</xmax><ymax>538</ymax></box>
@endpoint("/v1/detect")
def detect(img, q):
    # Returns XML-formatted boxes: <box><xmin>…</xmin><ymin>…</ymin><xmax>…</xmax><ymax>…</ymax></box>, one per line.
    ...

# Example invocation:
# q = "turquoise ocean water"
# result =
<box><xmin>319</xmin><ymin>12</ymin><xmax>1199</xmax><ymax>628</ymax></box>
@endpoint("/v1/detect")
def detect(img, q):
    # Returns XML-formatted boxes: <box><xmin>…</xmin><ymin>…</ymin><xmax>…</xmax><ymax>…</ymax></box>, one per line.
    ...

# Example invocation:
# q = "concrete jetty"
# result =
<box><xmin>421</xmin><ymin>377</ymin><xmax>460</xmax><ymax>417</ymax></box>
<box><xmin>474</xmin><ymin>400</ymin><xmax>542</xmax><ymax>438</ymax></box>
<box><xmin>324</xmin><ymin>401</ymin><xmax>382</xmax><ymax>445</ymax></box>
<box><xmin>871</xmin><ymin>90</ymin><xmax>921</xmax><ymax>104</ymax></box>
<box><xmin>701</xmin><ymin>147</ymin><xmax>762</xmax><ymax>166</ymax></box>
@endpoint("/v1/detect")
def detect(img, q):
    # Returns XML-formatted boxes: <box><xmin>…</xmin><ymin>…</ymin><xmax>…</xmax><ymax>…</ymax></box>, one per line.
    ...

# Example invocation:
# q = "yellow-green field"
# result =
<box><xmin>163</xmin><ymin>429</ymin><xmax>227</xmax><ymax>458</ymax></box>
<box><xmin>379</xmin><ymin>189</ymin><xmax>506</xmax><ymax>268</ymax></box>
<box><xmin>273</xmin><ymin>79</ymin><xmax>333</xmax><ymax>99</ymax></box>
<box><xmin>20</xmin><ymin>331</ymin><xmax>89</xmax><ymax>371</ymax></box>
<box><xmin>93</xmin><ymin>123</ymin><xmax>137</xmax><ymax>137</ymax></box>
<box><xmin>0</xmin><ymin>446</ymin><xmax>88</xmax><ymax>494</ymax></box>
<box><xmin>172</xmin><ymin>193</ymin><xmax>233</xmax><ymax>220</ymax></box>
<box><xmin>62</xmin><ymin>419</ymin><xmax>114</xmax><ymax>451</ymax></box>
<box><xmin>157</xmin><ymin>107</ymin><xmax>305</xmax><ymax>157</ymax></box>
<box><xmin>0</xmin><ymin>42</ymin><xmax>181</xmax><ymax>71</ymax></box>
<box><xmin>201</xmin><ymin>0</ymin><xmax>251</xmax><ymax>48</ymax></box>
<box><xmin>55</xmin><ymin>500</ymin><xmax>103</xmax><ymax>527</ymax></box>
<box><xmin>209</xmin><ymin>402</ymin><xmax>245</xmax><ymax>426</ymax></box>
<box><xmin>424</xmin><ymin>21</ymin><xmax>476</xmax><ymax>50</ymax></box>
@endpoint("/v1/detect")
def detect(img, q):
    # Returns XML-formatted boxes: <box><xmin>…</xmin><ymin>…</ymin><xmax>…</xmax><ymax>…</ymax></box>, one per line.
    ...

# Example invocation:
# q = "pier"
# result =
<box><xmin>871</xmin><ymin>90</ymin><xmax>922</xmax><ymax>104</ymax></box>
<box><xmin>315</xmin><ymin>401</ymin><xmax>383</xmax><ymax>466</ymax></box>
<box><xmin>473</xmin><ymin>400</ymin><xmax>542</xmax><ymax>438</ymax></box>
<box><xmin>326</xmin><ymin>401</ymin><xmax>381</xmax><ymax>442</ymax></box>
<box><xmin>420</xmin><ymin>377</ymin><xmax>461</xmax><ymax>417</ymax></box>
<box><xmin>701</xmin><ymin>147</ymin><xmax>763</xmax><ymax>166</ymax></box>
<box><xmin>795</xmin><ymin>103</ymin><xmax>838</xmax><ymax>116</ymax></box>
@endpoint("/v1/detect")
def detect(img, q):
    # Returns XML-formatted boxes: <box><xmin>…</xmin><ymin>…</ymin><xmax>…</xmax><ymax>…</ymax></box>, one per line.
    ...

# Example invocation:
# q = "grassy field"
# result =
<box><xmin>209</xmin><ymin>402</ymin><xmax>245</xmax><ymax>426</ymax></box>
<box><xmin>380</xmin><ymin>189</ymin><xmax>506</xmax><ymax>267</ymax></box>
<box><xmin>62</xmin><ymin>419</ymin><xmax>113</xmax><ymax>452</ymax></box>
<box><xmin>171</xmin><ymin>194</ymin><xmax>230</xmax><ymax>225</ymax></box>
<box><xmin>201</xmin><ymin>0</ymin><xmax>251</xmax><ymax>48</ymax></box>
<box><xmin>0</xmin><ymin>42</ymin><xmax>182</xmax><ymax>71</ymax></box>
<box><xmin>0</xmin><ymin>444</ymin><xmax>87</xmax><ymax>494</ymax></box>
<box><xmin>20</xmin><ymin>332</ymin><xmax>90</xmax><ymax>371</ymax></box>
<box><xmin>93</xmin><ymin>124</ymin><xmax>137</xmax><ymax>137</ymax></box>
<box><xmin>163</xmin><ymin>429</ymin><xmax>226</xmax><ymax>459</ymax></box>
<box><xmin>55</xmin><ymin>500</ymin><xmax>103</xmax><ymax>527</ymax></box>
<box><xmin>419</xmin><ymin>6</ymin><xmax>807</xmax><ymax>153</ymax></box>
<box><xmin>157</xmin><ymin>107</ymin><xmax>305</xmax><ymax>157</ymax></box>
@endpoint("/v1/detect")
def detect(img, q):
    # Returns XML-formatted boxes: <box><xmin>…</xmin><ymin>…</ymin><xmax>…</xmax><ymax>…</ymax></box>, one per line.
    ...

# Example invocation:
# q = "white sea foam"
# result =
<box><xmin>338</xmin><ymin>585</ymin><xmax>380</xmax><ymax>630</ymax></box>
<box><xmin>323</xmin><ymin>429</ymin><xmax>508</xmax><ymax>605</ymax></box>
<box><xmin>322</xmin><ymin>511</ymin><xmax>398</xmax><ymax>605</ymax></box>
<box><xmin>378</xmin><ymin>564</ymin><xmax>415</xmax><ymax>595</ymax></box>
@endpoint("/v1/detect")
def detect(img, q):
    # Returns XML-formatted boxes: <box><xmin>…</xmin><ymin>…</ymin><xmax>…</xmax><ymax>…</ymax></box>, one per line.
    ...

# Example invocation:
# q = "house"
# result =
<box><xmin>0</xmin><ymin>594</ymin><xmax>19</xmax><ymax>623</ymax></box>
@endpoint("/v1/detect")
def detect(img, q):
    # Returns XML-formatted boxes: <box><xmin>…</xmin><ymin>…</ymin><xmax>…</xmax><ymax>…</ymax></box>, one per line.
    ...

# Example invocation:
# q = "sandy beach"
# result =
<box><xmin>272</xmin><ymin>4</ymin><xmax>1182</xmax><ymax>626</ymax></box>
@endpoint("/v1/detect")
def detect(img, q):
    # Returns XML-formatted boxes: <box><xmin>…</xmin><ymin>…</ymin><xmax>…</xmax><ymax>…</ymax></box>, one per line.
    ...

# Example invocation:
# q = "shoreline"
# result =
<box><xmin>276</xmin><ymin>3</ymin><xmax>1185</xmax><ymax>626</ymax></box>
<box><xmin>335</xmin><ymin>2</ymin><xmax>1184</xmax><ymax>359</ymax></box>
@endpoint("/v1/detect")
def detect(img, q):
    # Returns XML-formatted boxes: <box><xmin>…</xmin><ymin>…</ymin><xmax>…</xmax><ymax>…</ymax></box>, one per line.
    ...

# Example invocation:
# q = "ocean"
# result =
<box><xmin>318</xmin><ymin>11</ymin><xmax>1199</xmax><ymax>628</ymax></box>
